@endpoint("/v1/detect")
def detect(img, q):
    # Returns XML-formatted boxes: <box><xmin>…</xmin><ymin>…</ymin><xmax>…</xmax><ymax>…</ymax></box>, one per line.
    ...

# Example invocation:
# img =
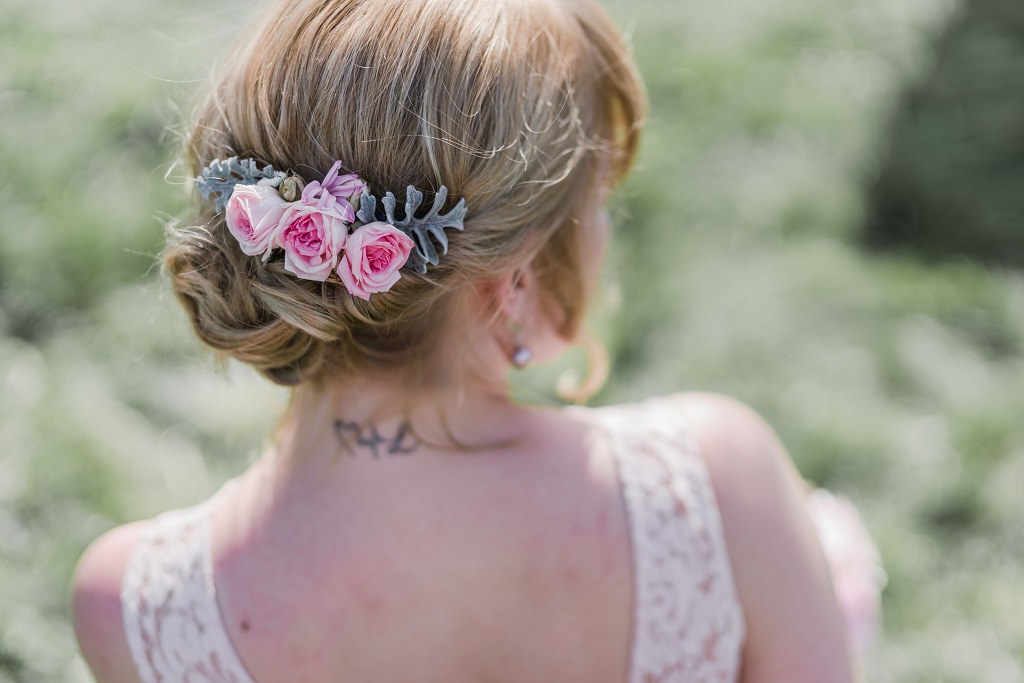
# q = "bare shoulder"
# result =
<box><xmin>662</xmin><ymin>392</ymin><xmax>856</xmax><ymax>683</ymax></box>
<box><xmin>662</xmin><ymin>392</ymin><xmax>793</xmax><ymax>489</ymax></box>
<box><xmin>71</xmin><ymin>521</ymin><xmax>150</xmax><ymax>683</ymax></box>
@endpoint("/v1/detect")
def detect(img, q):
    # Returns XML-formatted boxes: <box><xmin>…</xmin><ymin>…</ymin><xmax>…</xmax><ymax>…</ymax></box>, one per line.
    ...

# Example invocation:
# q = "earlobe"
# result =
<box><xmin>493</xmin><ymin>266</ymin><xmax>535</xmax><ymax>368</ymax></box>
<box><xmin>509</xmin><ymin>320</ymin><xmax>533</xmax><ymax>367</ymax></box>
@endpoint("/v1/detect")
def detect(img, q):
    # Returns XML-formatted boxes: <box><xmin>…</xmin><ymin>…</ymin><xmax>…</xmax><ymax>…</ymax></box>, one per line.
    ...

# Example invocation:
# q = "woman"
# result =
<box><xmin>71</xmin><ymin>0</ymin><xmax>874</xmax><ymax>680</ymax></box>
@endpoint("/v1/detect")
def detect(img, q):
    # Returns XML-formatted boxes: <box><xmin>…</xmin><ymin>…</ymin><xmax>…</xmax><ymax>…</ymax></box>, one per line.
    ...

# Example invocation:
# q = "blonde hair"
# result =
<box><xmin>165</xmin><ymin>0</ymin><xmax>646</xmax><ymax>389</ymax></box>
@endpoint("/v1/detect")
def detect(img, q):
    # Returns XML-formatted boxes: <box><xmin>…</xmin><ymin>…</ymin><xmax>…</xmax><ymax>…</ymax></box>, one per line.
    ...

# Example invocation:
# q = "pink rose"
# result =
<box><xmin>277</xmin><ymin>202</ymin><xmax>350</xmax><ymax>282</ymax></box>
<box><xmin>224</xmin><ymin>184</ymin><xmax>288</xmax><ymax>259</ymax></box>
<box><xmin>337</xmin><ymin>222</ymin><xmax>414</xmax><ymax>300</ymax></box>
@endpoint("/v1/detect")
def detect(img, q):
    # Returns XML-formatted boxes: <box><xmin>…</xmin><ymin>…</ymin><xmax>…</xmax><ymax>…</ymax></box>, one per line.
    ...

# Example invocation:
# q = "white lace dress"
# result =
<box><xmin>120</xmin><ymin>398</ymin><xmax>881</xmax><ymax>683</ymax></box>
<box><xmin>120</xmin><ymin>481</ymin><xmax>251</xmax><ymax>682</ymax></box>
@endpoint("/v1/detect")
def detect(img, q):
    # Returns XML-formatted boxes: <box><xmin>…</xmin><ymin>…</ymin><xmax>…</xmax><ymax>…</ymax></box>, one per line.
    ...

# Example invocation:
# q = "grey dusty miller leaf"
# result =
<box><xmin>196</xmin><ymin>156</ymin><xmax>284</xmax><ymax>212</ymax></box>
<box><xmin>356</xmin><ymin>185</ymin><xmax>467</xmax><ymax>274</ymax></box>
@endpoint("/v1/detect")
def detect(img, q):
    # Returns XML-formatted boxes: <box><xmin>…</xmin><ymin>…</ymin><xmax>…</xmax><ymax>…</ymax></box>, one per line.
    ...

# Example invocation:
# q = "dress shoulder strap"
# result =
<box><xmin>577</xmin><ymin>397</ymin><xmax>746</xmax><ymax>683</ymax></box>
<box><xmin>120</xmin><ymin>480</ymin><xmax>256</xmax><ymax>683</ymax></box>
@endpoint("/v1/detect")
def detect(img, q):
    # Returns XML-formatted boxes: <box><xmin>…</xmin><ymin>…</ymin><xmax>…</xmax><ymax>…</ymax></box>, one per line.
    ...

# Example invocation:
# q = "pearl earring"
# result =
<box><xmin>512</xmin><ymin>345</ymin><xmax>532</xmax><ymax>367</ymax></box>
<box><xmin>510</xmin><ymin>321</ymin><xmax>532</xmax><ymax>368</ymax></box>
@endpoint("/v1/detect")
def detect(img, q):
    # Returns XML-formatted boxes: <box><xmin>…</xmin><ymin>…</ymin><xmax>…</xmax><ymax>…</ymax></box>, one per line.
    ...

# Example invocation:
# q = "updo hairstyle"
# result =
<box><xmin>164</xmin><ymin>0</ymin><xmax>646</xmax><ymax>387</ymax></box>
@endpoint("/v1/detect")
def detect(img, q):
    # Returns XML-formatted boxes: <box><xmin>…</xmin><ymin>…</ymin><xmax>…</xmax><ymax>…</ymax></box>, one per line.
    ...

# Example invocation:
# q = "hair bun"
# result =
<box><xmin>164</xmin><ymin>219</ymin><xmax>331</xmax><ymax>385</ymax></box>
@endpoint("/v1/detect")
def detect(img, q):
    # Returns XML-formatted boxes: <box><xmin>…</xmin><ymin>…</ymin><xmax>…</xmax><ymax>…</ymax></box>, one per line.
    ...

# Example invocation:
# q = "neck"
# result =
<box><xmin>271</xmin><ymin>358</ymin><xmax>538</xmax><ymax>468</ymax></box>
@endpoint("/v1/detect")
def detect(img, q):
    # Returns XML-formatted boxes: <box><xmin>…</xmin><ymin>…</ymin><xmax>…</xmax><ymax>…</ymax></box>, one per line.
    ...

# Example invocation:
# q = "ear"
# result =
<box><xmin>493</xmin><ymin>266</ymin><xmax>532</xmax><ymax>323</ymax></box>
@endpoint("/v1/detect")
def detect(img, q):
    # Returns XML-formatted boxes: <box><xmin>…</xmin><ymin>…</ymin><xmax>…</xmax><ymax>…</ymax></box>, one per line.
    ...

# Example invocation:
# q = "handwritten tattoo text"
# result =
<box><xmin>333</xmin><ymin>419</ymin><xmax>420</xmax><ymax>458</ymax></box>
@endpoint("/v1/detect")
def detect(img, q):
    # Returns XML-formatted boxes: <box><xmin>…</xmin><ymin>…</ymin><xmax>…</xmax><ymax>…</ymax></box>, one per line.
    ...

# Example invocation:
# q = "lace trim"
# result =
<box><xmin>120</xmin><ymin>481</ymin><xmax>256</xmax><ymax>683</ymax></box>
<box><xmin>580</xmin><ymin>398</ymin><xmax>746</xmax><ymax>683</ymax></box>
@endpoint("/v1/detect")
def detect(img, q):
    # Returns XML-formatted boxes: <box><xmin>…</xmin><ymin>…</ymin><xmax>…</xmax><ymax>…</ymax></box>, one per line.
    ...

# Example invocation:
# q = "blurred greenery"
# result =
<box><xmin>1</xmin><ymin>0</ymin><xmax>1023</xmax><ymax>680</ymax></box>
<box><xmin>862</xmin><ymin>0</ymin><xmax>1024</xmax><ymax>267</ymax></box>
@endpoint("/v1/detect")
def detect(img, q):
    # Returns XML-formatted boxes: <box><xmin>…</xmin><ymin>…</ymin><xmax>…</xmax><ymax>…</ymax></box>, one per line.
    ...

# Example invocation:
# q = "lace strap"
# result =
<box><xmin>120</xmin><ymin>481</ymin><xmax>256</xmax><ymax>683</ymax></box>
<box><xmin>590</xmin><ymin>399</ymin><xmax>746</xmax><ymax>683</ymax></box>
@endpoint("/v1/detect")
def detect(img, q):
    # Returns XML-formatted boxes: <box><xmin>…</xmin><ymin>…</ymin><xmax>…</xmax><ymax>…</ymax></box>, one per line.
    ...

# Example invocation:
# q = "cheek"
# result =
<box><xmin>583</xmin><ymin>209</ymin><xmax>610</xmax><ymax>285</ymax></box>
<box><xmin>595</xmin><ymin>210</ymin><xmax>610</xmax><ymax>260</ymax></box>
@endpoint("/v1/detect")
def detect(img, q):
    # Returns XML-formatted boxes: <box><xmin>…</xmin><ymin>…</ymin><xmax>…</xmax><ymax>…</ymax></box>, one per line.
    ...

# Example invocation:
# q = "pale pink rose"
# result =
<box><xmin>224</xmin><ymin>184</ymin><xmax>288</xmax><ymax>259</ymax></box>
<box><xmin>805</xmin><ymin>489</ymin><xmax>888</xmax><ymax>654</ymax></box>
<box><xmin>336</xmin><ymin>222</ymin><xmax>414</xmax><ymax>300</ymax></box>
<box><xmin>277</xmin><ymin>202</ymin><xmax>350</xmax><ymax>282</ymax></box>
<box><xmin>300</xmin><ymin>160</ymin><xmax>362</xmax><ymax>221</ymax></box>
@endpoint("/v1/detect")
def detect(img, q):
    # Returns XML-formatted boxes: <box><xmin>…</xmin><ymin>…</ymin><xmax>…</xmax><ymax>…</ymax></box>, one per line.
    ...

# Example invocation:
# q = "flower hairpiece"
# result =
<box><xmin>195</xmin><ymin>157</ymin><xmax>468</xmax><ymax>300</ymax></box>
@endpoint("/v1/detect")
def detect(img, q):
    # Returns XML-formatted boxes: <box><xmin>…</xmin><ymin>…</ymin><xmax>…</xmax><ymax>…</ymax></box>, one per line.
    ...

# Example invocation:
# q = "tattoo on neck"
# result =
<box><xmin>333</xmin><ymin>419</ymin><xmax>420</xmax><ymax>458</ymax></box>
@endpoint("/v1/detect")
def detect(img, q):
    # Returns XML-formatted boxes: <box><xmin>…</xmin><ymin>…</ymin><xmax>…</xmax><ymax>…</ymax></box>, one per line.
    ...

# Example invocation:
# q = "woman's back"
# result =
<box><xmin>206</xmin><ymin>403</ymin><xmax>636</xmax><ymax>683</ymax></box>
<box><xmin>77</xmin><ymin>394</ymin><xmax>762</xmax><ymax>683</ymax></box>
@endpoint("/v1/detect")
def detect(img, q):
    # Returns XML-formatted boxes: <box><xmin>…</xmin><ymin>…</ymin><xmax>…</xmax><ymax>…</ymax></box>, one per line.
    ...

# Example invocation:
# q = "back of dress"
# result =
<box><xmin>575</xmin><ymin>399</ymin><xmax>745</xmax><ymax>682</ymax></box>
<box><xmin>120</xmin><ymin>397</ymin><xmax>746</xmax><ymax>683</ymax></box>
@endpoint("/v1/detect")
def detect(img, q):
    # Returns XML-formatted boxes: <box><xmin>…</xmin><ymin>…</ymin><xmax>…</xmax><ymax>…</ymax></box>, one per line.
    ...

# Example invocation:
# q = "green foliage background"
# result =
<box><xmin>862</xmin><ymin>0</ymin><xmax>1024</xmax><ymax>267</ymax></box>
<box><xmin>1</xmin><ymin>0</ymin><xmax>1023</xmax><ymax>680</ymax></box>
